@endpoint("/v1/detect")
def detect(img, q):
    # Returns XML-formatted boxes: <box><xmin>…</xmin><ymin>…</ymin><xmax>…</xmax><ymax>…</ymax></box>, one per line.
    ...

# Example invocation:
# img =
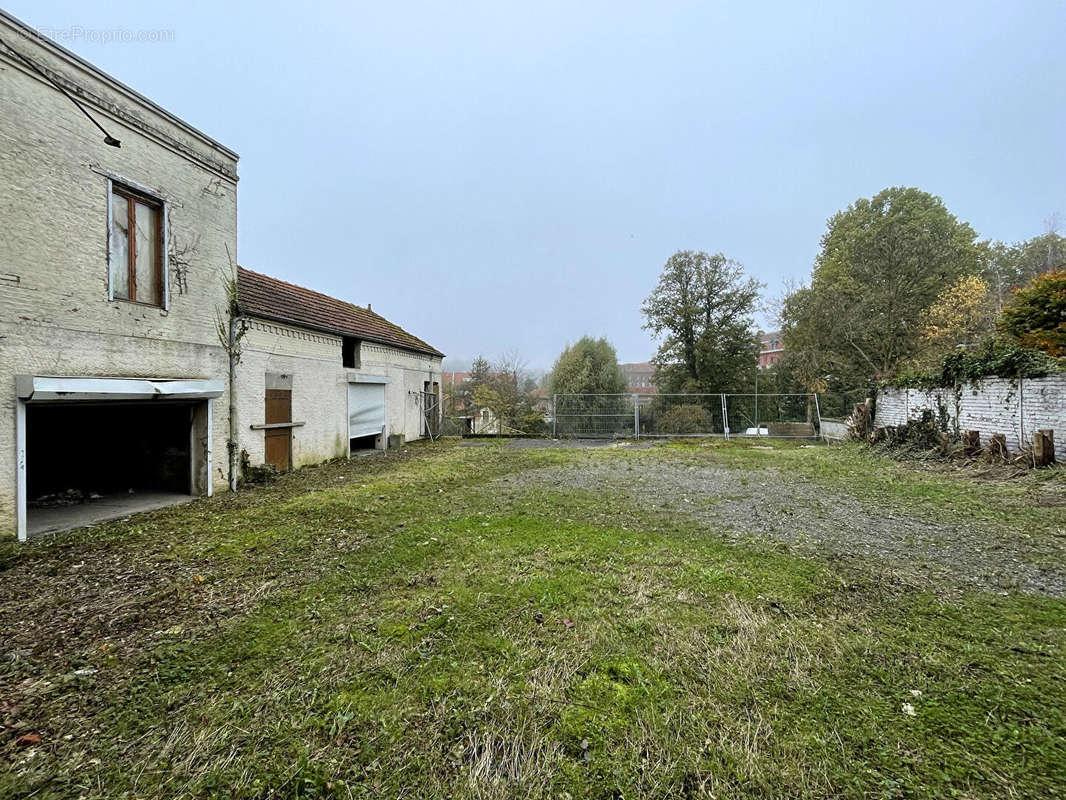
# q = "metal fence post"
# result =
<box><xmin>552</xmin><ymin>394</ymin><xmax>557</xmax><ymax>439</ymax></box>
<box><xmin>813</xmin><ymin>392</ymin><xmax>824</xmax><ymax>442</ymax></box>
<box><xmin>721</xmin><ymin>393</ymin><xmax>729</xmax><ymax>440</ymax></box>
<box><xmin>633</xmin><ymin>394</ymin><xmax>639</xmax><ymax>439</ymax></box>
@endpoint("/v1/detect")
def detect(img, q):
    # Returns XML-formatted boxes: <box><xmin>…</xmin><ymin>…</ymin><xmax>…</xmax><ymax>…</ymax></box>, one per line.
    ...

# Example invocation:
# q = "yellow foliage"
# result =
<box><xmin>920</xmin><ymin>275</ymin><xmax>995</xmax><ymax>346</ymax></box>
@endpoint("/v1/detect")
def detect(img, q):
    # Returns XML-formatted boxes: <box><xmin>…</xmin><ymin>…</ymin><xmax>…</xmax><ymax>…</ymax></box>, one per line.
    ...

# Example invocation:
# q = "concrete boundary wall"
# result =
<box><xmin>820</xmin><ymin>419</ymin><xmax>850</xmax><ymax>442</ymax></box>
<box><xmin>874</xmin><ymin>376</ymin><xmax>1066</xmax><ymax>461</ymax></box>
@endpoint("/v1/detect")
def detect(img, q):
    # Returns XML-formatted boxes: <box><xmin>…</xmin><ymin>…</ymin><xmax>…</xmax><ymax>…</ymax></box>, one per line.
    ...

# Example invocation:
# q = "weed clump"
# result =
<box><xmin>239</xmin><ymin>449</ymin><xmax>279</xmax><ymax>484</ymax></box>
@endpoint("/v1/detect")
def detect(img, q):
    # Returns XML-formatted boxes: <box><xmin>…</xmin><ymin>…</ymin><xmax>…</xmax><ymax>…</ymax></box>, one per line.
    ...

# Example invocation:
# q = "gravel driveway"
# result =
<box><xmin>502</xmin><ymin>455</ymin><xmax>1066</xmax><ymax>597</ymax></box>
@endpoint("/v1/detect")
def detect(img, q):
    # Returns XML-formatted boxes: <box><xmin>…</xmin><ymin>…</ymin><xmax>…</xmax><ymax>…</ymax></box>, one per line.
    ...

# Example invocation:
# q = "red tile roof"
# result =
<box><xmin>237</xmin><ymin>267</ymin><xmax>443</xmax><ymax>357</ymax></box>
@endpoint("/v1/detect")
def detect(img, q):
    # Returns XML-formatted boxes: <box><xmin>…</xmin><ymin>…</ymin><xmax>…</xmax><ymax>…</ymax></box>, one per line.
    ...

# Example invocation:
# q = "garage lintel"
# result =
<box><xmin>16</xmin><ymin>376</ymin><xmax>224</xmax><ymax>402</ymax></box>
<box><xmin>345</xmin><ymin>372</ymin><xmax>389</xmax><ymax>384</ymax></box>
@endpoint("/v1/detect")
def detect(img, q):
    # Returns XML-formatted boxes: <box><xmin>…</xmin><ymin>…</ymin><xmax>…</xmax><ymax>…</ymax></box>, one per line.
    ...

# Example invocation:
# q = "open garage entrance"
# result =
<box><xmin>15</xmin><ymin>376</ymin><xmax>222</xmax><ymax>540</ymax></box>
<box><xmin>25</xmin><ymin>402</ymin><xmax>196</xmax><ymax>536</ymax></box>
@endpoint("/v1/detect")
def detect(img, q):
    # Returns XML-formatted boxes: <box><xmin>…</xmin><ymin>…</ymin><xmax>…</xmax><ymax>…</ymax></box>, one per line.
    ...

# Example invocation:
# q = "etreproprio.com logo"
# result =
<box><xmin>22</xmin><ymin>25</ymin><xmax>176</xmax><ymax>45</ymax></box>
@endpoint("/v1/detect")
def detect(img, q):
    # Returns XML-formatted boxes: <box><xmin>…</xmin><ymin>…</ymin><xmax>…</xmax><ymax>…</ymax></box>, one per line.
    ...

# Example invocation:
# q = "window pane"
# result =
<box><xmin>134</xmin><ymin>201</ymin><xmax>161</xmax><ymax>306</ymax></box>
<box><xmin>110</xmin><ymin>193</ymin><xmax>130</xmax><ymax>299</ymax></box>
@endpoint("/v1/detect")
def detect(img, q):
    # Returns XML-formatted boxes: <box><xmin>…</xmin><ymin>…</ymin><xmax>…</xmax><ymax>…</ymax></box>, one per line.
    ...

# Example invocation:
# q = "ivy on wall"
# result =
<box><xmin>883</xmin><ymin>337</ymin><xmax>1064</xmax><ymax>391</ymax></box>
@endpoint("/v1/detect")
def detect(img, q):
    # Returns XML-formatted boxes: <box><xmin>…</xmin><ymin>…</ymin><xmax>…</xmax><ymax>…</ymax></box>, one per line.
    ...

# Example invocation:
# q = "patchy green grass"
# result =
<box><xmin>1</xmin><ymin>440</ymin><xmax>1064</xmax><ymax>799</ymax></box>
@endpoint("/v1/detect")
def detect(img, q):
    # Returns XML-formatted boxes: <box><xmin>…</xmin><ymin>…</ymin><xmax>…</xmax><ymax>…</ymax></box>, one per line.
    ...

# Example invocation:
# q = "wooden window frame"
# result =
<box><xmin>108</xmin><ymin>180</ymin><xmax>166</xmax><ymax>308</ymax></box>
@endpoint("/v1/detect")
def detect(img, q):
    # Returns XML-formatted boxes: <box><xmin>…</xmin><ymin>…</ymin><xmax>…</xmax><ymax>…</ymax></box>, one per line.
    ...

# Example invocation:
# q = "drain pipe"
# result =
<box><xmin>228</xmin><ymin>313</ymin><xmax>241</xmax><ymax>493</ymax></box>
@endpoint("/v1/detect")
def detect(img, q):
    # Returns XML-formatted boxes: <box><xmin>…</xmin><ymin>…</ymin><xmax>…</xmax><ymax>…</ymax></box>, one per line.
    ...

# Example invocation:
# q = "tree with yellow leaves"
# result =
<box><xmin>999</xmin><ymin>268</ymin><xmax>1066</xmax><ymax>357</ymax></box>
<box><xmin>917</xmin><ymin>274</ymin><xmax>998</xmax><ymax>359</ymax></box>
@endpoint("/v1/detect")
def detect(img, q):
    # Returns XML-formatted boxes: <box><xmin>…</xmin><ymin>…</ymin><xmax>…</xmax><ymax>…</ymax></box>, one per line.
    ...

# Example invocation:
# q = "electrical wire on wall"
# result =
<box><xmin>0</xmin><ymin>33</ymin><xmax>121</xmax><ymax>147</ymax></box>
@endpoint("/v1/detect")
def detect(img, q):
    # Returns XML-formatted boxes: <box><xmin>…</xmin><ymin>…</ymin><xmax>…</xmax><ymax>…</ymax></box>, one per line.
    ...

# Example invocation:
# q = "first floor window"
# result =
<box><xmin>110</xmin><ymin>183</ymin><xmax>163</xmax><ymax>307</ymax></box>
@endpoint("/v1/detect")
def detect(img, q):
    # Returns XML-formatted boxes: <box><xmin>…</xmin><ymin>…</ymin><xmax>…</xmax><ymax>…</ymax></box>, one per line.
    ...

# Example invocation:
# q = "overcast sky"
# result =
<box><xmin>9</xmin><ymin>1</ymin><xmax>1065</xmax><ymax>368</ymax></box>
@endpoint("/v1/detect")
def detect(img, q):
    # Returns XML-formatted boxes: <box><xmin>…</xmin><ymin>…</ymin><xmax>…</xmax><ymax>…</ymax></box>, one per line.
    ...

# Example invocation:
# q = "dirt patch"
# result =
<box><xmin>505</xmin><ymin>458</ymin><xmax>1066</xmax><ymax>597</ymax></box>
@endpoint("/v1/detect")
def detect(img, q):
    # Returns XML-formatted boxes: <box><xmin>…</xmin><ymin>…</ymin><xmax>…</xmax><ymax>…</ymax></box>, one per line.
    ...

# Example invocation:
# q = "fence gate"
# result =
<box><xmin>551</xmin><ymin>393</ymin><xmax>822</xmax><ymax>440</ymax></box>
<box><xmin>417</xmin><ymin>390</ymin><xmax>441</xmax><ymax>440</ymax></box>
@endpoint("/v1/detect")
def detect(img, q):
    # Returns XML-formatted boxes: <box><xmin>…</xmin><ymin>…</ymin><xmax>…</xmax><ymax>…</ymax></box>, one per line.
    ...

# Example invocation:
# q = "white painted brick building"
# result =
<box><xmin>874</xmin><ymin>376</ymin><xmax>1066</xmax><ymax>461</ymax></box>
<box><xmin>235</xmin><ymin>268</ymin><xmax>443</xmax><ymax>471</ymax></box>
<box><xmin>0</xmin><ymin>13</ymin><xmax>445</xmax><ymax>541</ymax></box>
<box><xmin>0</xmin><ymin>11</ymin><xmax>238</xmax><ymax>540</ymax></box>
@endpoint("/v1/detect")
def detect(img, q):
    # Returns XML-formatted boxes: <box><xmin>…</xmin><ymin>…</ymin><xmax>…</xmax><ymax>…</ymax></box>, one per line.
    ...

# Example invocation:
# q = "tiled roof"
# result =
<box><xmin>236</xmin><ymin>267</ymin><xmax>443</xmax><ymax>358</ymax></box>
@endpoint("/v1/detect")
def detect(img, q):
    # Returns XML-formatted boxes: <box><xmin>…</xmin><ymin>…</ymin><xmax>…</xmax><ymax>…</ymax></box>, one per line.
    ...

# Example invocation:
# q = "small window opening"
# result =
<box><xmin>342</xmin><ymin>337</ymin><xmax>360</xmax><ymax>368</ymax></box>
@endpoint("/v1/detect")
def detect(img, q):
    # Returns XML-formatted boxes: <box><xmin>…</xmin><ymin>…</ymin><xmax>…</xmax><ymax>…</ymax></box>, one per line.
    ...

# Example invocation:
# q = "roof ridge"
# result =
<box><xmin>235</xmin><ymin>266</ymin><xmax>443</xmax><ymax>358</ymax></box>
<box><xmin>238</xmin><ymin>265</ymin><xmax>374</xmax><ymax>316</ymax></box>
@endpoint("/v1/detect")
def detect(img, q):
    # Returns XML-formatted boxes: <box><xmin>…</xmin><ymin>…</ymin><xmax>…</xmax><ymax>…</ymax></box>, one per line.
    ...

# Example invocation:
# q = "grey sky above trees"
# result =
<box><xmin>14</xmin><ymin>0</ymin><xmax>1064</xmax><ymax>368</ymax></box>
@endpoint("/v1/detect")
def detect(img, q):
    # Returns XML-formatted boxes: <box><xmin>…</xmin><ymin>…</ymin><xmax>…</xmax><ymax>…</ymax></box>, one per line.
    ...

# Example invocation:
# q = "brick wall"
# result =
<box><xmin>0</xmin><ymin>17</ymin><xmax>238</xmax><ymax>537</ymax></box>
<box><xmin>874</xmin><ymin>376</ymin><xmax>1066</xmax><ymax>461</ymax></box>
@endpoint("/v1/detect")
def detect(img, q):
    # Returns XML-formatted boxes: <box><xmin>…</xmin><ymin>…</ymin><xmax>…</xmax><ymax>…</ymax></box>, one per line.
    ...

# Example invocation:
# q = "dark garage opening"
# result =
<box><xmin>349</xmin><ymin>433</ymin><xmax>378</xmax><ymax>453</ymax></box>
<box><xmin>26</xmin><ymin>401</ymin><xmax>195</xmax><ymax>534</ymax></box>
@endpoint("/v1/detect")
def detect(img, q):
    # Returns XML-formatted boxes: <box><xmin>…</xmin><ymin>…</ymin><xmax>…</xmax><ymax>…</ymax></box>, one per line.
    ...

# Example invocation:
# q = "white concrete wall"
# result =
<box><xmin>360</xmin><ymin>341</ymin><xmax>443</xmax><ymax>443</ymax></box>
<box><xmin>237</xmin><ymin>319</ymin><xmax>442</xmax><ymax>470</ymax></box>
<box><xmin>820</xmin><ymin>419</ymin><xmax>850</xmax><ymax>442</ymax></box>
<box><xmin>236</xmin><ymin>320</ymin><xmax>349</xmax><ymax>468</ymax></box>
<box><xmin>874</xmin><ymin>376</ymin><xmax>1066</xmax><ymax>461</ymax></box>
<box><xmin>0</xmin><ymin>17</ymin><xmax>238</xmax><ymax>538</ymax></box>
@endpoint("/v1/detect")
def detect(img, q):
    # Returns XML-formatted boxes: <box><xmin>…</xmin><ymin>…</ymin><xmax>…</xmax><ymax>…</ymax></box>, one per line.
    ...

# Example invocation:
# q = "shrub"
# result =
<box><xmin>657</xmin><ymin>404</ymin><xmax>713</xmax><ymax>434</ymax></box>
<box><xmin>876</xmin><ymin>410</ymin><xmax>949</xmax><ymax>456</ymax></box>
<box><xmin>999</xmin><ymin>267</ymin><xmax>1066</xmax><ymax>356</ymax></box>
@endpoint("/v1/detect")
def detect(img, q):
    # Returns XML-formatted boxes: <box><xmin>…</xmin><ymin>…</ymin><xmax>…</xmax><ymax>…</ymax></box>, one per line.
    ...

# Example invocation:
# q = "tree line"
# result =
<box><xmin>780</xmin><ymin>187</ymin><xmax>1065</xmax><ymax>398</ymax></box>
<box><xmin>448</xmin><ymin>186</ymin><xmax>1063</xmax><ymax>431</ymax></box>
<box><xmin>641</xmin><ymin>187</ymin><xmax>1064</xmax><ymax>400</ymax></box>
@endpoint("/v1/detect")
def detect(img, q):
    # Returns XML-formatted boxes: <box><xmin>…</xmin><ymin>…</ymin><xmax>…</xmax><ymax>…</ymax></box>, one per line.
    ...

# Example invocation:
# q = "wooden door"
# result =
<box><xmin>264</xmin><ymin>389</ymin><xmax>291</xmax><ymax>471</ymax></box>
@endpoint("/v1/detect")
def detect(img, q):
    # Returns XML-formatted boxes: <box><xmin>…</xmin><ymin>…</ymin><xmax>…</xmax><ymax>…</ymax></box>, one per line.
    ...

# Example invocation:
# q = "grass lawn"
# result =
<box><xmin>1</xmin><ymin>439</ymin><xmax>1064</xmax><ymax>798</ymax></box>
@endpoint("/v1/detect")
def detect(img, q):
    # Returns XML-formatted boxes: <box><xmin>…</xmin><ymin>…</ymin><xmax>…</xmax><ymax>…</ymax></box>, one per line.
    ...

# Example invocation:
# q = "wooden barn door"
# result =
<box><xmin>264</xmin><ymin>389</ymin><xmax>292</xmax><ymax>471</ymax></box>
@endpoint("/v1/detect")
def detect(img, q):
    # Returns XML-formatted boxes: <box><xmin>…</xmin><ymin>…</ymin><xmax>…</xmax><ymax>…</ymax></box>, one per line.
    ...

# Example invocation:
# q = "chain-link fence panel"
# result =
<box><xmin>553</xmin><ymin>394</ymin><xmax>637</xmax><ymax>438</ymax></box>
<box><xmin>551</xmin><ymin>393</ymin><xmax>821</xmax><ymax>439</ymax></box>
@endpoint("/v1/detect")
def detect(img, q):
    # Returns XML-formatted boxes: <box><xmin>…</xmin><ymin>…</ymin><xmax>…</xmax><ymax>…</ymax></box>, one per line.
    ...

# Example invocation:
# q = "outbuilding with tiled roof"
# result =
<box><xmin>233</xmin><ymin>267</ymin><xmax>444</xmax><ymax>472</ymax></box>
<box><xmin>237</xmin><ymin>267</ymin><xmax>443</xmax><ymax>358</ymax></box>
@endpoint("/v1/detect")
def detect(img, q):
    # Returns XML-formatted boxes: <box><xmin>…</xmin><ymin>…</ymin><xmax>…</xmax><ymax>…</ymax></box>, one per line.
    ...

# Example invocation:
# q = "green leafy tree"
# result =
<box><xmin>998</xmin><ymin>268</ymin><xmax>1066</xmax><ymax>357</ymax></box>
<box><xmin>641</xmin><ymin>250</ymin><xmax>761</xmax><ymax>393</ymax></box>
<box><xmin>547</xmin><ymin>336</ymin><xmax>627</xmax><ymax>396</ymax></box>
<box><xmin>461</xmin><ymin>351</ymin><xmax>547</xmax><ymax>435</ymax></box>
<box><xmin>449</xmin><ymin>355</ymin><xmax>490</xmax><ymax>411</ymax></box>
<box><xmin>782</xmin><ymin>187</ymin><xmax>981</xmax><ymax>387</ymax></box>
<box><xmin>980</xmin><ymin>229</ymin><xmax>1066</xmax><ymax>309</ymax></box>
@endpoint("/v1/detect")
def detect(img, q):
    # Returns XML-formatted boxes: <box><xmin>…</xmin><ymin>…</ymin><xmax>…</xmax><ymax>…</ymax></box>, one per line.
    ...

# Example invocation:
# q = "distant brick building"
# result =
<box><xmin>619</xmin><ymin>362</ymin><xmax>658</xmax><ymax>405</ymax></box>
<box><xmin>620</xmin><ymin>362</ymin><xmax>656</xmax><ymax>391</ymax></box>
<box><xmin>757</xmin><ymin>331</ymin><xmax>784</xmax><ymax>369</ymax></box>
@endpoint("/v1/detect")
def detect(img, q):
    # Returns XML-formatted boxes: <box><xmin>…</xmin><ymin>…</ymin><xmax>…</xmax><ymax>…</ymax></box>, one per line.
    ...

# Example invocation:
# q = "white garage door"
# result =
<box><xmin>348</xmin><ymin>382</ymin><xmax>386</xmax><ymax>439</ymax></box>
